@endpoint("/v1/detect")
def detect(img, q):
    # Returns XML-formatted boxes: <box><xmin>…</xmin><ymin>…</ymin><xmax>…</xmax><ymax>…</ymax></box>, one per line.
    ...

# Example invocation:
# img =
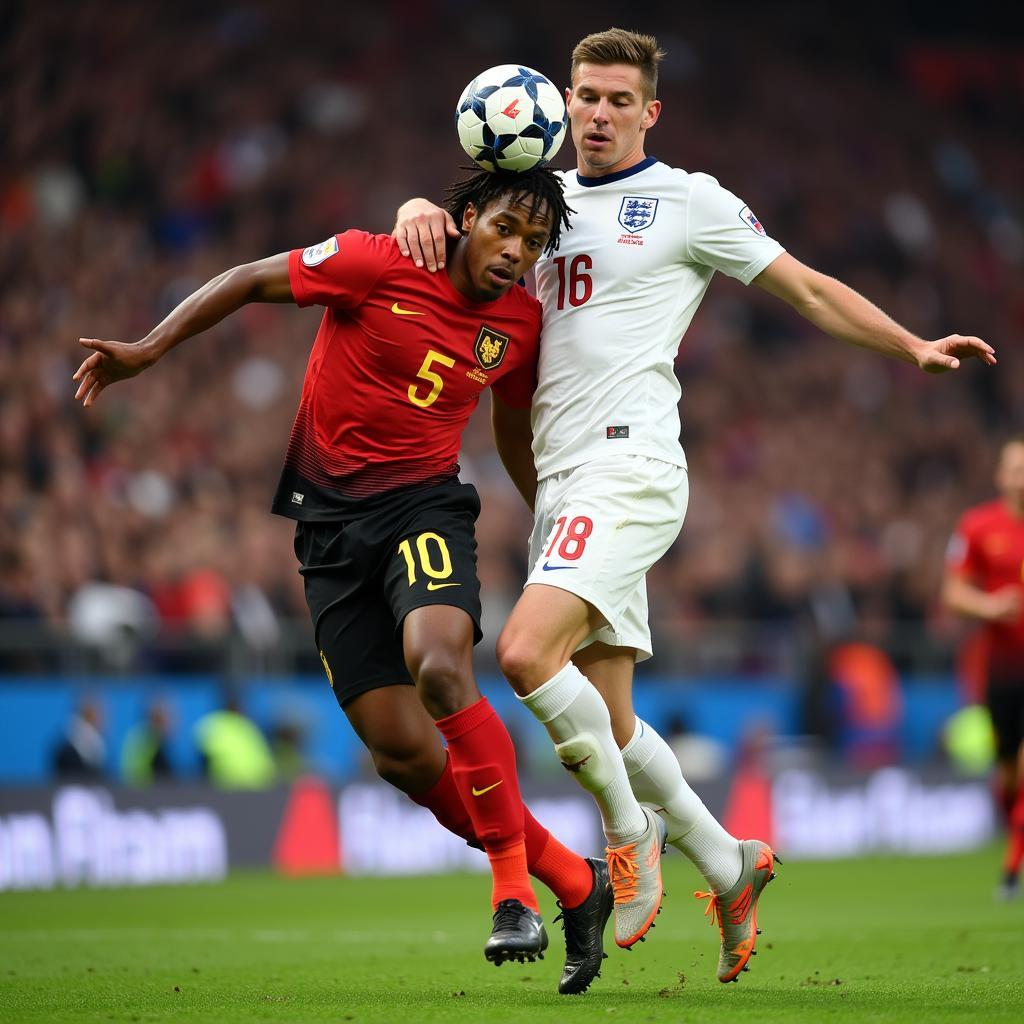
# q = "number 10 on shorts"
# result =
<box><xmin>398</xmin><ymin>531</ymin><xmax>454</xmax><ymax>585</ymax></box>
<box><xmin>545</xmin><ymin>515</ymin><xmax>593</xmax><ymax>561</ymax></box>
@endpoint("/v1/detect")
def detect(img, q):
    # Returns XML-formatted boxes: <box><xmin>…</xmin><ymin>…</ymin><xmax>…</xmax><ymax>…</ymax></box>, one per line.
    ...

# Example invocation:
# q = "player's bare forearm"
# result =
<box><xmin>942</xmin><ymin>574</ymin><xmax>1021</xmax><ymax>624</ymax></box>
<box><xmin>144</xmin><ymin>254</ymin><xmax>293</xmax><ymax>360</ymax></box>
<box><xmin>491</xmin><ymin>395</ymin><xmax>537</xmax><ymax>512</ymax></box>
<box><xmin>73</xmin><ymin>254</ymin><xmax>292</xmax><ymax>407</ymax></box>
<box><xmin>755</xmin><ymin>253</ymin><xmax>995</xmax><ymax>373</ymax></box>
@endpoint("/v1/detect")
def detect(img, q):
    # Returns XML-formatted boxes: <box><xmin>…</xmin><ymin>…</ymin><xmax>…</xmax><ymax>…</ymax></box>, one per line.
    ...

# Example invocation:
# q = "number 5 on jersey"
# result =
<box><xmin>408</xmin><ymin>349</ymin><xmax>455</xmax><ymax>408</ymax></box>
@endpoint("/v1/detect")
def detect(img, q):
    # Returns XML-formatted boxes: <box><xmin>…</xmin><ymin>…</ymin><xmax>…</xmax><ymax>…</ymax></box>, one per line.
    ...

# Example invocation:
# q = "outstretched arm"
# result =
<box><xmin>753</xmin><ymin>253</ymin><xmax>996</xmax><ymax>373</ymax></box>
<box><xmin>943</xmin><ymin>573</ymin><xmax>1022</xmax><ymax>625</ymax></box>
<box><xmin>73</xmin><ymin>253</ymin><xmax>292</xmax><ymax>407</ymax></box>
<box><xmin>491</xmin><ymin>392</ymin><xmax>537</xmax><ymax>512</ymax></box>
<box><xmin>392</xmin><ymin>199</ymin><xmax>461</xmax><ymax>273</ymax></box>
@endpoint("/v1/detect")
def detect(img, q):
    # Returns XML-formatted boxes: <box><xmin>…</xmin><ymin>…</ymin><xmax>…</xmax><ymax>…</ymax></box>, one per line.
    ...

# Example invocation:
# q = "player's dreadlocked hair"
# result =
<box><xmin>444</xmin><ymin>167</ymin><xmax>573</xmax><ymax>256</ymax></box>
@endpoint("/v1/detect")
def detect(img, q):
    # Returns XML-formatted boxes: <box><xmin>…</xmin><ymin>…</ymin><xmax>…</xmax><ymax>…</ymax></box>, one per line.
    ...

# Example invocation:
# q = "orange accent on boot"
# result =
<box><xmin>607</xmin><ymin>842</ymin><xmax>661</xmax><ymax>947</ymax></box>
<box><xmin>606</xmin><ymin>843</ymin><xmax>640</xmax><ymax>904</ymax></box>
<box><xmin>729</xmin><ymin>883</ymin><xmax>754</xmax><ymax>924</ymax></box>
<box><xmin>488</xmin><ymin>841</ymin><xmax>539</xmax><ymax>912</ymax></box>
<box><xmin>696</xmin><ymin>888</ymin><xmax>723</xmax><ymax>933</ymax></box>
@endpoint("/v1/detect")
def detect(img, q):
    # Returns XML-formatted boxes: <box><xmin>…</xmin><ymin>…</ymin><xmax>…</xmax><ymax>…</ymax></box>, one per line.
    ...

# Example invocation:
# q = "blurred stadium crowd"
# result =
<box><xmin>1</xmin><ymin>1</ymin><xmax>1021</xmax><ymax>679</ymax></box>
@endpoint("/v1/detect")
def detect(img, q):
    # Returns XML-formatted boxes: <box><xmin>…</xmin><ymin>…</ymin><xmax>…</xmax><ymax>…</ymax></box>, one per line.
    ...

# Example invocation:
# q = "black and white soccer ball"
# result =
<box><xmin>455</xmin><ymin>65</ymin><xmax>567</xmax><ymax>173</ymax></box>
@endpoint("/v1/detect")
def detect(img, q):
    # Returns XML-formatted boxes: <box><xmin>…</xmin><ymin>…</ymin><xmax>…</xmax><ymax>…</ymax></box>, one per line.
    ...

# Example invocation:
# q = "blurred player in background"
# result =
<box><xmin>395</xmin><ymin>27</ymin><xmax>997</xmax><ymax>979</ymax></box>
<box><xmin>944</xmin><ymin>437</ymin><xmax>1024</xmax><ymax>900</ymax></box>
<box><xmin>72</xmin><ymin>167</ymin><xmax>617</xmax><ymax>995</ymax></box>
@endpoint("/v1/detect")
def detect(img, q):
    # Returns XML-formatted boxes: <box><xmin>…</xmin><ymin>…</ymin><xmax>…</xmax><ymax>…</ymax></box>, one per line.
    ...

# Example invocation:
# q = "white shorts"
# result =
<box><xmin>525</xmin><ymin>455</ymin><xmax>688</xmax><ymax>661</ymax></box>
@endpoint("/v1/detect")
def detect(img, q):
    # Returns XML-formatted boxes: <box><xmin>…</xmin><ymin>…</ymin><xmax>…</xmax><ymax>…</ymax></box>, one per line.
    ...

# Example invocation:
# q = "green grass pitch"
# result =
<box><xmin>1</xmin><ymin>847</ymin><xmax>1022</xmax><ymax>1022</ymax></box>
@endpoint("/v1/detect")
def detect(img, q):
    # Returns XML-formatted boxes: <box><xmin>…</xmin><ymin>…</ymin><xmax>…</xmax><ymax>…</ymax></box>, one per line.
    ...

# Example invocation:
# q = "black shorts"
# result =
<box><xmin>294</xmin><ymin>480</ymin><xmax>483</xmax><ymax>709</ymax></box>
<box><xmin>986</xmin><ymin>684</ymin><xmax>1024</xmax><ymax>762</ymax></box>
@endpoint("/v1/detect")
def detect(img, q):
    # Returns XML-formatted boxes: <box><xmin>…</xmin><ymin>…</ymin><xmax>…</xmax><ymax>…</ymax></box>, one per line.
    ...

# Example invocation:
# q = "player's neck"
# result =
<box><xmin>445</xmin><ymin>240</ymin><xmax>473</xmax><ymax>300</ymax></box>
<box><xmin>576</xmin><ymin>144</ymin><xmax>648</xmax><ymax>180</ymax></box>
<box><xmin>1004</xmin><ymin>495</ymin><xmax>1024</xmax><ymax>519</ymax></box>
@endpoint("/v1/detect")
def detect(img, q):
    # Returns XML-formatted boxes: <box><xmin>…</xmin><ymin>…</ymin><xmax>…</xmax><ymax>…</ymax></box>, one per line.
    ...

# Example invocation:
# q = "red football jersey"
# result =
<box><xmin>272</xmin><ymin>230</ymin><xmax>541</xmax><ymax>520</ymax></box>
<box><xmin>947</xmin><ymin>499</ymin><xmax>1024</xmax><ymax>680</ymax></box>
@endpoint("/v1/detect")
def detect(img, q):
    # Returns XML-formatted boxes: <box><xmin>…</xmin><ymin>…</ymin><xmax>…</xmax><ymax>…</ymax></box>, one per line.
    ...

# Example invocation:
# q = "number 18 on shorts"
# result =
<box><xmin>525</xmin><ymin>455</ymin><xmax>688</xmax><ymax>658</ymax></box>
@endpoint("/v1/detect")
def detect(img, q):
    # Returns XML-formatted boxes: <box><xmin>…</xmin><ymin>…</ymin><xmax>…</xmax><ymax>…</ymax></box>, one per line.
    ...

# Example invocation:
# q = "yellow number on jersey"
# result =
<box><xmin>408</xmin><ymin>350</ymin><xmax>456</xmax><ymax>409</ymax></box>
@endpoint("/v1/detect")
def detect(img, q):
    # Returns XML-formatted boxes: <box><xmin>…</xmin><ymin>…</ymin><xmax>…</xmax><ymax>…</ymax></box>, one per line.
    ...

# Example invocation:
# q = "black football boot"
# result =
<box><xmin>555</xmin><ymin>856</ymin><xmax>613</xmax><ymax>994</ymax></box>
<box><xmin>484</xmin><ymin>899</ymin><xmax>549</xmax><ymax>965</ymax></box>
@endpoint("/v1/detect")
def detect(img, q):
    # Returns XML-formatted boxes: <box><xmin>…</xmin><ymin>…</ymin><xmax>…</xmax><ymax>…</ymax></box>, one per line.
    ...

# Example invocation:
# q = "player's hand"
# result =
<box><xmin>72</xmin><ymin>338</ymin><xmax>155</xmax><ymax>407</ymax></box>
<box><xmin>986</xmin><ymin>586</ymin><xmax>1022</xmax><ymax>624</ymax></box>
<box><xmin>917</xmin><ymin>335</ymin><xmax>997</xmax><ymax>374</ymax></box>
<box><xmin>393</xmin><ymin>199</ymin><xmax>460</xmax><ymax>272</ymax></box>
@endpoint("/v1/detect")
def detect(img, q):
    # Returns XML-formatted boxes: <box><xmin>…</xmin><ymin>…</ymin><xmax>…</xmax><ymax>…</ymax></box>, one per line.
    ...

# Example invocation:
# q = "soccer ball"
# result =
<box><xmin>455</xmin><ymin>65</ymin><xmax>567</xmax><ymax>173</ymax></box>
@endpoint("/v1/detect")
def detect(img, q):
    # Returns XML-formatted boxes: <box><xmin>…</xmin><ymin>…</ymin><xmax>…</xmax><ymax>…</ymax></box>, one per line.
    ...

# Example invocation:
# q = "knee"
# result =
<box><xmin>495</xmin><ymin>626</ymin><xmax>542</xmax><ymax>693</ymax></box>
<box><xmin>412</xmin><ymin>648</ymin><xmax>475</xmax><ymax>718</ymax></box>
<box><xmin>370</xmin><ymin>745</ymin><xmax>435</xmax><ymax>793</ymax></box>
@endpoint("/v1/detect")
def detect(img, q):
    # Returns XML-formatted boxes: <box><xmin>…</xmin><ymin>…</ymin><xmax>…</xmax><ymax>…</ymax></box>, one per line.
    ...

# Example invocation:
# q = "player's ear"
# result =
<box><xmin>641</xmin><ymin>98</ymin><xmax>661</xmax><ymax>131</ymax></box>
<box><xmin>462</xmin><ymin>202</ymin><xmax>477</xmax><ymax>234</ymax></box>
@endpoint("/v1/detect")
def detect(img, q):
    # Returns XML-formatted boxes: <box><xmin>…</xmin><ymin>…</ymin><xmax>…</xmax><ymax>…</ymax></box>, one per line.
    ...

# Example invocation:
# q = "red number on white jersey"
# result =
<box><xmin>553</xmin><ymin>254</ymin><xmax>593</xmax><ymax>309</ymax></box>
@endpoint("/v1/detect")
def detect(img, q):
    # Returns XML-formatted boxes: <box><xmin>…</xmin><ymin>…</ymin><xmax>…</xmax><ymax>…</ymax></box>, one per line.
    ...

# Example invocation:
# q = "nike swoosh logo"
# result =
<box><xmin>391</xmin><ymin>302</ymin><xmax>425</xmax><ymax>316</ymax></box>
<box><xmin>426</xmin><ymin>581</ymin><xmax>461</xmax><ymax>590</ymax></box>
<box><xmin>471</xmin><ymin>780</ymin><xmax>503</xmax><ymax>797</ymax></box>
<box><xmin>542</xmin><ymin>563</ymin><xmax>577</xmax><ymax>571</ymax></box>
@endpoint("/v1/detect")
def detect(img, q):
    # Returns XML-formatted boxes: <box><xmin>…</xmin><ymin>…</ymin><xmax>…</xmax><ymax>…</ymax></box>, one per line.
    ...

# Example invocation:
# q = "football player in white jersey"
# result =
<box><xmin>394</xmin><ymin>28</ymin><xmax>995</xmax><ymax>981</ymax></box>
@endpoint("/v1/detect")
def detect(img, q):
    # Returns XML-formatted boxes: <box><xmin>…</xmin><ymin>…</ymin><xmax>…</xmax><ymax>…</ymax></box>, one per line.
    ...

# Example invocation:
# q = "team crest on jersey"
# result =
<box><xmin>739</xmin><ymin>206</ymin><xmax>766</xmax><ymax>236</ymax></box>
<box><xmin>301</xmin><ymin>236</ymin><xmax>339</xmax><ymax>266</ymax></box>
<box><xmin>618</xmin><ymin>196</ymin><xmax>659</xmax><ymax>233</ymax></box>
<box><xmin>474</xmin><ymin>325</ymin><xmax>510</xmax><ymax>370</ymax></box>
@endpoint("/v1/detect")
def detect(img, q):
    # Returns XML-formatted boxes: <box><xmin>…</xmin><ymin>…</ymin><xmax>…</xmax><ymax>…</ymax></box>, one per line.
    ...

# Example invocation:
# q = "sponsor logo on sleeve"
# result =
<box><xmin>606</xmin><ymin>425</ymin><xmax>629</xmax><ymax>439</ymax></box>
<box><xmin>301</xmin><ymin>237</ymin><xmax>340</xmax><ymax>266</ymax></box>
<box><xmin>739</xmin><ymin>206</ymin><xmax>766</xmax><ymax>236</ymax></box>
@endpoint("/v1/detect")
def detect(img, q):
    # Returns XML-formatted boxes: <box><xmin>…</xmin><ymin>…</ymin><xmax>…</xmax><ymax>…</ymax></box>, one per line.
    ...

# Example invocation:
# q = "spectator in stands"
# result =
<box><xmin>120</xmin><ymin>701</ymin><xmax>175</xmax><ymax>785</ymax></box>
<box><xmin>52</xmin><ymin>698</ymin><xmax>106</xmax><ymax>780</ymax></box>
<box><xmin>193</xmin><ymin>690</ymin><xmax>276</xmax><ymax>789</ymax></box>
<box><xmin>0</xmin><ymin>3</ymin><xmax>1018</xmax><ymax>675</ymax></box>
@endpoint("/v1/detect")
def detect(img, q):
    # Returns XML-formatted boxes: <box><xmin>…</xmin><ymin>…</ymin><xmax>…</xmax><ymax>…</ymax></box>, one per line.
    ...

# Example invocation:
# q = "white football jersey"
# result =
<box><xmin>532</xmin><ymin>157</ymin><xmax>785</xmax><ymax>479</ymax></box>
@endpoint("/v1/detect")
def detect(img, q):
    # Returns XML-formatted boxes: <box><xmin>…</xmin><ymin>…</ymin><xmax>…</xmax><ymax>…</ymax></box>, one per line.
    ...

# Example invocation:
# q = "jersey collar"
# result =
<box><xmin>575</xmin><ymin>156</ymin><xmax>658</xmax><ymax>188</ymax></box>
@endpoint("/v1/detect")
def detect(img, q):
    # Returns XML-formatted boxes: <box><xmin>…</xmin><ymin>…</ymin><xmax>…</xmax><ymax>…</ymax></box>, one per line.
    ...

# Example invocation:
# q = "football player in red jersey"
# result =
<box><xmin>72</xmin><ymin>169</ymin><xmax>616</xmax><ymax>994</ymax></box>
<box><xmin>944</xmin><ymin>437</ymin><xmax>1024</xmax><ymax>899</ymax></box>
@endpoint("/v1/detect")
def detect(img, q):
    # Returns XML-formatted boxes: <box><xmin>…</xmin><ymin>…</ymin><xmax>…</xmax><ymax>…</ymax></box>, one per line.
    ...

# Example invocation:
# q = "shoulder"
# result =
<box><xmin>640</xmin><ymin>161</ymin><xmax>710</xmax><ymax>193</ymax></box>
<box><xmin>336</xmin><ymin>229</ymin><xmax>402</xmax><ymax>262</ymax></box>
<box><xmin>959</xmin><ymin>500</ymin><xmax>1003</xmax><ymax>535</ymax></box>
<box><xmin>500</xmin><ymin>282</ymin><xmax>543</xmax><ymax>323</ymax></box>
<box><xmin>297</xmin><ymin>229</ymin><xmax>401</xmax><ymax>270</ymax></box>
<box><xmin>684</xmin><ymin>170</ymin><xmax>735</xmax><ymax>200</ymax></box>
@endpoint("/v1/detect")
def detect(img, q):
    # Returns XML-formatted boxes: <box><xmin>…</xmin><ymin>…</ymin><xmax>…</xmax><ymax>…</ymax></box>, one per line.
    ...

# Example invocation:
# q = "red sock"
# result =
<box><xmin>408</xmin><ymin>755</ymin><xmax>477</xmax><ymax>845</ymax></box>
<box><xmin>994</xmin><ymin>779</ymin><xmax>1015</xmax><ymax>824</ymax></box>
<box><xmin>436</xmin><ymin>697</ymin><xmax>537</xmax><ymax>911</ymax></box>
<box><xmin>524</xmin><ymin>813</ymin><xmax>595</xmax><ymax>910</ymax></box>
<box><xmin>1005</xmin><ymin>788</ymin><xmax>1024</xmax><ymax>877</ymax></box>
<box><xmin>409</xmin><ymin>753</ymin><xmax>595</xmax><ymax>908</ymax></box>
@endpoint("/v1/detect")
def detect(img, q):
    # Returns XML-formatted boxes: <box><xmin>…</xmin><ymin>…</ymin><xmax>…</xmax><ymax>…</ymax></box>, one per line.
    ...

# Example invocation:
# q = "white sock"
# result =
<box><xmin>519</xmin><ymin>663</ymin><xmax>648</xmax><ymax>845</ymax></box>
<box><xmin>621</xmin><ymin>717</ymin><xmax>742</xmax><ymax>892</ymax></box>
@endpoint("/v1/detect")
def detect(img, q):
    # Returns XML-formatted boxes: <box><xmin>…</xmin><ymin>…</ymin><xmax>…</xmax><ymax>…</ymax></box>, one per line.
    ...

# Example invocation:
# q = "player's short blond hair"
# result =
<box><xmin>570</xmin><ymin>28</ymin><xmax>665</xmax><ymax>101</ymax></box>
